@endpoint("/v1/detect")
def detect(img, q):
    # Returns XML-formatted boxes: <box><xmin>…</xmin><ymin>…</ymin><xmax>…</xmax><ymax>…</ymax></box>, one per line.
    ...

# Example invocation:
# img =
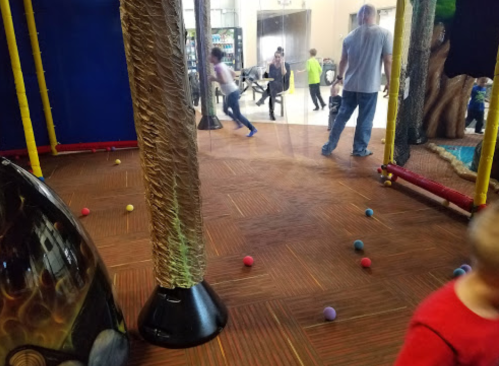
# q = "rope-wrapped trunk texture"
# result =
<box><xmin>120</xmin><ymin>0</ymin><xmax>206</xmax><ymax>289</ymax></box>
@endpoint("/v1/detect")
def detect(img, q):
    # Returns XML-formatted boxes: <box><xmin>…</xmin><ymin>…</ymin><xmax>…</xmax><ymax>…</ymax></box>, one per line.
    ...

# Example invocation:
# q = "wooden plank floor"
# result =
<box><xmin>37</xmin><ymin>123</ymin><xmax>471</xmax><ymax>366</ymax></box>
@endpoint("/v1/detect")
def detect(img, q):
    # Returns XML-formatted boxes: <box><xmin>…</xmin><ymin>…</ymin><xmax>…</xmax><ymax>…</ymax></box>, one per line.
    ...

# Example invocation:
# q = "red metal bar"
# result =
<box><xmin>0</xmin><ymin>141</ymin><xmax>138</xmax><ymax>157</ymax></box>
<box><xmin>56</xmin><ymin>141</ymin><xmax>138</xmax><ymax>152</ymax></box>
<box><xmin>385</xmin><ymin>163</ymin><xmax>474</xmax><ymax>213</ymax></box>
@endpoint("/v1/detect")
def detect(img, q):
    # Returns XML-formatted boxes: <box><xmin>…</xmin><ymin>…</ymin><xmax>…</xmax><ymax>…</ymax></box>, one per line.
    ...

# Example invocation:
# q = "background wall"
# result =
<box><xmin>238</xmin><ymin>0</ymin><xmax>398</xmax><ymax>67</ymax></box>
<box><xmin>183</xmin><ymin>0</ymin><xmax>239</xmax><ymax>29</ymax></box>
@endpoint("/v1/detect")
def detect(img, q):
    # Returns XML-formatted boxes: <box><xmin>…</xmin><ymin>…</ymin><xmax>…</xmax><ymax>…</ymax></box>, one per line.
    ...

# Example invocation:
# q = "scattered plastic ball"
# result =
<box><xmin>126</xmin><ymin>204</ymin><xmax>134</xmax><ymax>212</ymax></box>
<box><xmin>391</xmin><ymin>175</ymin><xmax>398</xmax><ymax>182</ymax></box>
<box><xmin>111</xmin><ymin>147</ymin><xmax>116</xmax><ymax>152</ymax></box>
<box><xmin>15</xmin><ymin>155</ymin><xmax>20</xmax><ymax>160</ymax></box>
<box><xmin>91</xmin><ymin>149</ymin><xmax>97</xmax><ymax>153</ymax></box>
<box><xmin>381</xmin><ymin>138</ymin><xmax>386</xmax><ymax>144</ymax></box>
<box><xmin>243</xmin><ymin>256</ymin><xmax>254</xmax><ymax>267</ymax></box>
<box><xmin>106</xmin><ymin>147</ymin><xmax>111</xmax><ymax>152</ymax></box>
<box><xmin>384</xmin><ymin>180</ymin><xmax>392</xmax><ymax>187</ymax></box>
<box><xmin>28</xmin><ymin>169</ymin><xmax>33</xmax><ymax>174</ymax></box>
<box><xmin>460</xmin><ymin>264</ymin><xmax>472</xmax><ymax>273</ymax></box>
<box><xmin>365</xmin><ymin>208</ymin><xmax>374</xmax><ymax>217</ymax></box>
<box><xmin>442</xmin><ymin>199</ymin><xmax>450</xmax><ymax>207</ymax></box>
<box><xmin>38</xmin><ymin>177</ymin><xmax>45</xmax><ymax>182</ymax></box>
<box><xmin>323</xmin><ymin>307</ymin><xmax>337</xmax><ymax>321</ymax></box>
<box><xmin>354</xmin><ymin>240</ymin><xmax>364</xmax><ymax>251</ymax></box>
<box><xmin>377</xmin><ymin>167</ymin><xmax>383</xmax><ymax>174</ymax></box>
<box><xmin>453</xmin><ymin>268</ymin><xmax>466</xmax><ymax>278</ymax></box>
<box><xmin>115</xmin><ymin>159</ymin><xmax>122</xmax><ymax>165</ymax></box>
<box><xmin>361</xmin><ymin>258</ymin><xmax>372</xmax><ymax>268</ymax></box>
<box><xmin>81</xmin><ymin>208</ymin><xmax>91</xmax><ymax>216</ymax></box>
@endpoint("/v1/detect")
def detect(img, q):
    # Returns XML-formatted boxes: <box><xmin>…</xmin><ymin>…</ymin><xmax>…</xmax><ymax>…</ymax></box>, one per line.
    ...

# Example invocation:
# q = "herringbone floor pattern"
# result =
<box><xmin>37</xmin><ymin>123</ymin><xmax>471</xmax><ymax>365</ymax></box>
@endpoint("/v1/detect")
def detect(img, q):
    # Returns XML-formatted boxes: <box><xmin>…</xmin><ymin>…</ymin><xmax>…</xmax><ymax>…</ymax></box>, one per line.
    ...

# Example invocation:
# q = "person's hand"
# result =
<box><xmin>333</xmin><ymin>78</ymin><xmax>343</xmax><ymax>88</ymax></box>
<box><xmin>383</xmin><ymin>84</ymin><xmax>389</xmax><ymax>98</ymax></box>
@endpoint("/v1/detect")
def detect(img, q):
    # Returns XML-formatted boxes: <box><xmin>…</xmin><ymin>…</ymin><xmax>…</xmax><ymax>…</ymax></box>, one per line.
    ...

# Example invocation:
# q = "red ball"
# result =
<box><xmin>106</xmin><ymin>147</ymin><xmax>111</xmax><ymax>152</ymax></box>
<box><xmin>361</xmin><ymin>258</ymin><xmax>372</xmax><ymax>268</ymax></box>
<box><xmin>391</xmin><ymin>175</ymin><xmax>398</xmax><ymax>182</ymax></box>
<box><xmin>81</xmin><ymin>208</ymin><xmax>91</xmax><ymax>216</ymax></box>
<box><xmin>28</xmin><ymin>169</ymin><xmax>33</xmax><ymax>174</ymax></box>
<box><xmin>15</xmin><ymin>155</ymin><xmax>20</xmax><ymax>161</ymax></box>
<box><xmin>377</xmin><ymin>167</ymin><xmax>382</xmax><ymax>174</ymax></box>
<box><xmin>91</xmin><ymin>149</ymin><xmax>97</xmax><ymax>153</ymax></box>
<box><xmin>243</xmin><ymin>256</ymin><xmax>254</xmax><ymax>267</ymax></box>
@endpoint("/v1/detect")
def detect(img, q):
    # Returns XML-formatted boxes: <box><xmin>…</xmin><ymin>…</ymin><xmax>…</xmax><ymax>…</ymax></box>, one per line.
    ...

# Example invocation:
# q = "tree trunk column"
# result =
<box><xmin>405</xmin><ymin>0</ymin><xmax>437</xmax><ymax>144</ymax></box>
<box><xmin>195</xmin><ymin>0</ymin><xmax>222</xmax><ymax>130</ymax></box>
<box><xmin>120</xmin><ymin>0</ymin><xmax>227</xmax><ymax>348</ymax></box>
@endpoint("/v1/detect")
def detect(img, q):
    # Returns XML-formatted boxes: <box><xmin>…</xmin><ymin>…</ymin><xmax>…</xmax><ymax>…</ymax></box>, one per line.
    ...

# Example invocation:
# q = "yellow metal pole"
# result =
<box><xmin>0</xmin><ymin>0</ymin><xmax>43</xmax><ymax>178</ymax></box>
<box><xmin>23</xmin><ymin>0</ymin><xmax>58</xmax><ymax>155</ymax></box>
<box><xmin>474</xmin><ymin>48</ymin><xmax>499</xmax><ymax>207</ymax></box>
<box><xmin>383</xmin><ymin>0</ymin><xmax>406</xmax><ymax>171</ymax></box>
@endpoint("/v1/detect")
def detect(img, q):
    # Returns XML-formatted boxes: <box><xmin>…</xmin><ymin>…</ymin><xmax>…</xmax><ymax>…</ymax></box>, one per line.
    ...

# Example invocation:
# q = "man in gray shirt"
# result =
<box><xmin>322</xmin><ymin>4</ymin><xmax>393</xmax><ymax>157</ymax></box>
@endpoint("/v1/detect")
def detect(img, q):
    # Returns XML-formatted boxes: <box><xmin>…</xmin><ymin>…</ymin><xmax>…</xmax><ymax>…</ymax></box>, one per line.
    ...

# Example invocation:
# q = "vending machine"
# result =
<box><xmin>186</xmin><ymin>27</ymin><xmax>244</xmax><ymax>71</ymax></box>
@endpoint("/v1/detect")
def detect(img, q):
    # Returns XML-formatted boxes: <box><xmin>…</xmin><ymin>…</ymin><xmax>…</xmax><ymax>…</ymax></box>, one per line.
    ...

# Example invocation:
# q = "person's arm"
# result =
<box><xmin>210</xmin><ymin>66</ymin><xmax>228</xmax><ymax>84</ymax></box>
<box><xmin>383</xmin><ymin>54</ymin><xmax>393</xmax><ymax>94</ymax></box>
<box><xmin>395</xmin><ymin>325</ymin><xmax>455</xmax><ymax>366</ymax></box>
<box><xmin>281</xmin><ymin>60</ymin><xmax>287</xmax><ymax>76</ymax></box>
<box><xmin>332</xmin><ymin>45</ymin><xmax>348</xmax><ymax>92</ymax></box>
<box><xmin>382</xmin><ymin>31</ymin><xmax>394</xmax><ymax>93</ymax></box>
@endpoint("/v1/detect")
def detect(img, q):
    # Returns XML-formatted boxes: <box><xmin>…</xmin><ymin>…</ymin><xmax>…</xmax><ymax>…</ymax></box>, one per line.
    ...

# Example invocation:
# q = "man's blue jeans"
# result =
<box><xmin>322</xmin><ymin>90</ymin><xmax>378</xmax><ymax>156</ymax></box>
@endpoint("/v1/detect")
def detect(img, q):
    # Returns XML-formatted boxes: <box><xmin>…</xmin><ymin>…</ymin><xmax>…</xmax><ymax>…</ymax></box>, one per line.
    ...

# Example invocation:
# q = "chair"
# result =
<box><xmin>273</xmin><ymin>91</ymin><xmax>287</xmax><ymax>117</ymax></box>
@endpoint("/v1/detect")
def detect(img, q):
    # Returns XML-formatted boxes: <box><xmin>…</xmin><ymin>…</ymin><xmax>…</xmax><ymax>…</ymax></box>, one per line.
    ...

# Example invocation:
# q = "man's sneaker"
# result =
<box><xmin>351</xmin><ymin>149</ymin><xmax>373</xmax><ymax>157</ymax></box>
<box><xmin>247</xmin><ymin>129</ymin><xmax>258</xmax><ymax>137</ymax></box>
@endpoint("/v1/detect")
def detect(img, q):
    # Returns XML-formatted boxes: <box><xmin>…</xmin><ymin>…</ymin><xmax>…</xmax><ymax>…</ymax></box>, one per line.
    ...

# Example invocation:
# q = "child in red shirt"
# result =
<box><xmin>395</xmin><ymin>203</ymin><xmax>499</xmax><ymax>366</ymax></box>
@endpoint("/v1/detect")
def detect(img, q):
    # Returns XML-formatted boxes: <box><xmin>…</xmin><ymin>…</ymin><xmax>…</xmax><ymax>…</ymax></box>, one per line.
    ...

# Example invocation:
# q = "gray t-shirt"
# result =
<box><xmin>342</xmin><ymin>24</ymin><xmax>393</xmax><ymax>94</ymax></box>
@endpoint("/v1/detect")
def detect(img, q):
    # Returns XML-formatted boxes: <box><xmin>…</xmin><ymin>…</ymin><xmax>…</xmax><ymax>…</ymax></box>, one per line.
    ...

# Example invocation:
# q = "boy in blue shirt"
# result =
<box><xmin>466</xmin><ymin>78</ymin><xmax>488</xmax><ymax>134</ymax></box>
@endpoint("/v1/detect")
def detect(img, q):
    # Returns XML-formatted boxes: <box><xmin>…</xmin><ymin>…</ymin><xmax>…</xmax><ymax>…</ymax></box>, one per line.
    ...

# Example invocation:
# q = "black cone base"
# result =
<box><xmin>197</xmin><ymin>115</ymin><xmax>223</xmax><ymax>130</ymax></box>
<box><xmin>138</xmin><ymin>281</ymin><xmax>228</xmax><ymax>349</ymax></box>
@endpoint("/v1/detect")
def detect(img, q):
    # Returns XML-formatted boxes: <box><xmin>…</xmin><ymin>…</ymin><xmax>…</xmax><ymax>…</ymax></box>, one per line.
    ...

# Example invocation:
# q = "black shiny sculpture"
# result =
<box><xmin>0</xmin><ymin>158</ymin><xmax>128</xmax><ymax>366</ymax></box>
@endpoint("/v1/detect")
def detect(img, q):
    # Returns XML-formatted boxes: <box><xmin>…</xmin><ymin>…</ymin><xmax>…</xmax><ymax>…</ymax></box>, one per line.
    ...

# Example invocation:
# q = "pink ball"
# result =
<box><xmin>91</xmin><ymin>149</ymin><xmax>97</xmax><ymax>153</ymax></box>
<box><xmin>361</xmin><ymin>257</ymin><xmax>372</xmax><ymax>268</ymax></box>
<box><xmin>15</xmin><ymin>155</ymin><xmax>20</xmax><ymax>161</ymax></box>
<box><xmin>243</xmin><ymin>256</ymin><xmax>254</xmax><ymax>267</ymax></box>
<box><xmin>81</xmin><ymin>208</ymin><xmax>91</xmax><ymax>216</ymax></box>
<box><xmin>106</xmin><ymin>147</ymin><xmax>111</xmax><ymax>152</ymax></box>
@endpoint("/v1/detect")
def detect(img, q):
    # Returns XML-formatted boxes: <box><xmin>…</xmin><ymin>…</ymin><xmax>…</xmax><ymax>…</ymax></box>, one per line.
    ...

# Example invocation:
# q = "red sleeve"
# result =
<box><xmin>394</xmin><ymin>325</ymin><xmax>455</xmax><ymax>366</ymax></box>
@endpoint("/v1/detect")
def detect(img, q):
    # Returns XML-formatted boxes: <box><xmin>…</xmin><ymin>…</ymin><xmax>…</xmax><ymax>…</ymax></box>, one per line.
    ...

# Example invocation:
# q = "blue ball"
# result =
<box><xmin>38</xmin><ymin>177</ymin><xmax>45</xmax><ymax>182</ymax></box>
<box><xmin>453</xmin><ymin>268</ymin><xmax>466</xmax><ymax>278</ymax></box>
<box><xmin>354</xmin><ymin>240</ymin><xmax>364</xmax><ymax>251</ymax></box>
<box><xmin>323</xmin><ymin>307</ymin><xmax>337</xmax><ymax>321</ymax></box>
<box><xmin>111</xmin><ymin>146</ymin><xmax>116</xmax><ymax>152</ymax></box>
<box><xmin>365</xmin><ymin>208</ymin><xmax>374</xmax><ymax>217</ymax></box>
<box><xmin>460</xmin><ymin>264</ymin><xmax>472</xmax><ymax>273</ymax></box>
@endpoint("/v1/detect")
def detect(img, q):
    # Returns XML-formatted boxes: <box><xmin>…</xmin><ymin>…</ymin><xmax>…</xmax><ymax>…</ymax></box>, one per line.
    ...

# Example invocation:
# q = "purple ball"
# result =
<box><xmin>460</xmin><ymin>264</ymin><xmax>472</xmax><ymax>273</ymax></box>
<box><xmin>323</xmin><ymin>307</ymin><xmax>337</xmax><ymax>321</ymax></box>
